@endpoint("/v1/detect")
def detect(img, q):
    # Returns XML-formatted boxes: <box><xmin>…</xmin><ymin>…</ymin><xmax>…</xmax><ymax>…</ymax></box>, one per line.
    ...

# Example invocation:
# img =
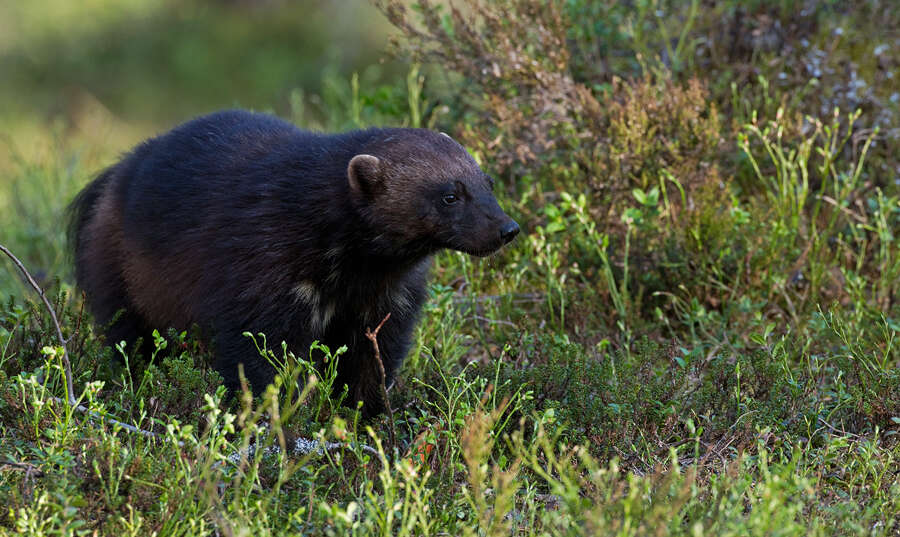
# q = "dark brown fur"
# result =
<box><xmin>69</xmin><ymin>110</ymin><xmax>518</xmax><ymax>416</ymax></box>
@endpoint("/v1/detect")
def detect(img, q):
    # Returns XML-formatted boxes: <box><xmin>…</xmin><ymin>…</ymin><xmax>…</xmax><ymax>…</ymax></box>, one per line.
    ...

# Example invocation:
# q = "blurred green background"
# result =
<box><xmin>0</xmin><ymin>0</ymin><xmax>403</xmax><ymax>295</ymax></box>
<box><xmin>0</xmin><ymin>0</ymin><xmax>397</xmax><ymax>164</ymax></box>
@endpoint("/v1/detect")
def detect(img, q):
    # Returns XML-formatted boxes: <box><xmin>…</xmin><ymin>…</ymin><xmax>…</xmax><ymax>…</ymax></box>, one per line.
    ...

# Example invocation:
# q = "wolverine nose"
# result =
<box><xmin>500</xmin><ymin>220</ymin><xmax>520</xmax><ymax>244</ymax></box>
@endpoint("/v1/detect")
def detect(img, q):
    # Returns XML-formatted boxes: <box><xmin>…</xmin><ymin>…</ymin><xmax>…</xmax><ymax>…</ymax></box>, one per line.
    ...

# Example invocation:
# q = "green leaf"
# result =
<box><xmin>632</xmin><ymin>188</ymin><xmax>647</xmax><ymax>204</ymax></box>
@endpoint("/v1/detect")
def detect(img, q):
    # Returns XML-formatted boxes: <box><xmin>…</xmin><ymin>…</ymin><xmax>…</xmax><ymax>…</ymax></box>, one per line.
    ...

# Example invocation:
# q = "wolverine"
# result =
<box><xmin>69</xmin><ymin>110</ymin><xmax>519</xmax><ymax>416</ymax></box>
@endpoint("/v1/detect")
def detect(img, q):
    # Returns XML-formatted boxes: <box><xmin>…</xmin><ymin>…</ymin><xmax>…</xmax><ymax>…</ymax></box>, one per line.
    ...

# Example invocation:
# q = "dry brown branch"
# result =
<box><xmin>365</xmin><ymin>312</ymin><xmax>396</xmax><ymax>448</ymax></box>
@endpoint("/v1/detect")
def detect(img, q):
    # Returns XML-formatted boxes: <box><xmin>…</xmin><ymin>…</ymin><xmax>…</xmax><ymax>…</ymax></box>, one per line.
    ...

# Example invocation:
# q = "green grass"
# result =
<box><xmin>2</xmin><ymin>1</ymin><xmax>900</xmax><ymax>535</ymax></box>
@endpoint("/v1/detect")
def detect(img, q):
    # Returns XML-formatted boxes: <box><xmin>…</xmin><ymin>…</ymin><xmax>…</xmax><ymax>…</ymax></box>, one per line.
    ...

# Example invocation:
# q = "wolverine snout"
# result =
<box><xmin>500</xmin><ymin>220</ymin><xmax>520</xmax><ymax>244</ymax></box>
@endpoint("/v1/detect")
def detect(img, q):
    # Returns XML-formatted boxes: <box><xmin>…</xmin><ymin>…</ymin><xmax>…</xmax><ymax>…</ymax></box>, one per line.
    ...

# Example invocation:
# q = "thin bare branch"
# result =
<box><xmin>58</xmin><ymin>396</ymin><xmax>164</xmax><ymax>440</ymax></box>
<box><xmin>1</xmin><ymin>242</ymin><xmax>166</xmax><ymax>441</ymax></box>
<box><xmin>0</xmin><ymin>243</ymin><xmax>76</xmax><ymax>405</ymax></box>
<box><xmin>366</xmin><ymin>312</ymin><xmax>396</xmax><ymax>448</ymax></box>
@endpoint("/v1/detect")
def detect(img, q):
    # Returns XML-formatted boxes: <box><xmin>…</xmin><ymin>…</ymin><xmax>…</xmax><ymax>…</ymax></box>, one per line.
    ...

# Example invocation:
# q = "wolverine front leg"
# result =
<box><xmin>329</xmin><ymin>313</ymin><xmax>416</xmax><ymax>417</ymax></box>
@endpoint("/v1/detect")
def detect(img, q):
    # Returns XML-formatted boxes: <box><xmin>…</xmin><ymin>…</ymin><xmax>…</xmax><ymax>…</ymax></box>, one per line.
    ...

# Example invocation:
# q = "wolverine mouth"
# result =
<box><xmin>460</xmin><ymin>241</ymin><xmax>506</xmax><ymax>258</ymax></box>
<box><xmin>447</xmin><ymin>219</ymin><xmax>519</xmax><ymax>257</ymax></box>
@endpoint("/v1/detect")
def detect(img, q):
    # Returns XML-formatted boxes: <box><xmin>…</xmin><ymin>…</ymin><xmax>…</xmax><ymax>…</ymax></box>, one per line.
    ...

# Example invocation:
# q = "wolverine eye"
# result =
<box><xmin>442</xmin><ymin>194</ymin><xmax>459</xmax><ymax>206</ymax></box>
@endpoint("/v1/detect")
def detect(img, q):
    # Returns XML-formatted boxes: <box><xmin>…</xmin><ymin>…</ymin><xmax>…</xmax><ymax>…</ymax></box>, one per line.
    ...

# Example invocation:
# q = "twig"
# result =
<box><xmin>472</xmin><ymin>314</ymin><xmax>517</xmax><ymax>327</ymax></box>
<box><xmin>59</xmin><ymin>396</ymin><xmax>164</xmax><ymax>440</ymax></box>
<box><xmin>0</xmin><ymin>460</ymin><xmax>45</xmax><ymax>477</ymax></box>
<box><xmin>452</xmin><ymin>292</ymin><xmax>544</xmax><ymax>304</ymax></box>
<box><xmin>366</xmin><ymin>313</ymin><xmax>396</xmax><ymax>449</ymax></box>
<box><xmin>0</xmin><ymin>243</ymin><xmax>76</xmax><ymax>405</ymax></box>
<box><xmin>817</xmin><ymin>416</ymin><xmax>861</xmax><ymax>439</ymax></box>
<box><xmin>818</xmin><ymin>195</ymin><xmax>866</xmax><ymax>224</ymax></box>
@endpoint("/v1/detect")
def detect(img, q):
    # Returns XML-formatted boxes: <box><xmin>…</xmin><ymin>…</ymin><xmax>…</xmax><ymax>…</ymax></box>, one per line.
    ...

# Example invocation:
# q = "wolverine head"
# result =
<box><xmin>348</xmin><ymin>129</ymin><xmax>519</xmax><ymax>258</ymax></box>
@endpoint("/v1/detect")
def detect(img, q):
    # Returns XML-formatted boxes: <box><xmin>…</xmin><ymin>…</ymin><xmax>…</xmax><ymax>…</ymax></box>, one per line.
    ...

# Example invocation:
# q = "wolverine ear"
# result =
<box><xmin>348</xmin><ymin>154</ymin><xmax>383</xmax><ymax>197</ymax></box>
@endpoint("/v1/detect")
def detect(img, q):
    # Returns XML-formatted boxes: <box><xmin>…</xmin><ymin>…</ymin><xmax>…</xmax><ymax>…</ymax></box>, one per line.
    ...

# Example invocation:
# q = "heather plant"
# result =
<box><xmin>377</xmin><ymin>0</ymin><xmax>599</xmax><ymax>171</ymax></box>
<box><xmin>377</xmin><ymin>0</ymin><xmax>727</xmax><ymax>245</ymax></box>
